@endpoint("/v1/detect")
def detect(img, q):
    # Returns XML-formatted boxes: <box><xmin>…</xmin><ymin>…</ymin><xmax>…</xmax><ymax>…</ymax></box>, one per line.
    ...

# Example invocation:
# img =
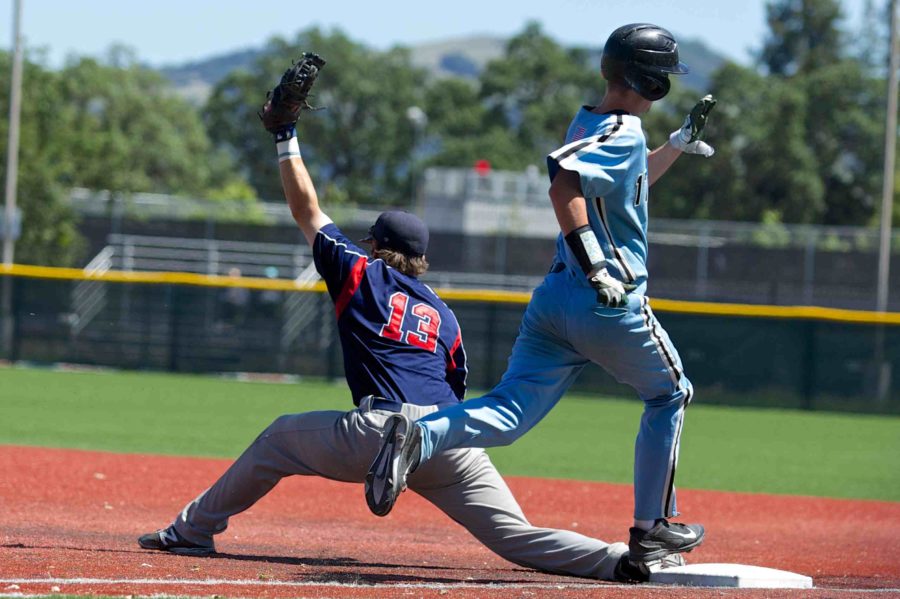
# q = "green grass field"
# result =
<box><xmin>2</xmin><ymin>366</ymin><xmax>899</xmax><ymax>501</ymax></box>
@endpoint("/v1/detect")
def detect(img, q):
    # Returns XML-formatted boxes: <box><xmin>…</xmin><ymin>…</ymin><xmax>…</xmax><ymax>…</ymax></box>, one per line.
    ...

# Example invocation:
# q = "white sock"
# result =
<box><xmin>633</xmin><ymin>519</ymin><xmax>656</xmax><ymax>531</ymax></box>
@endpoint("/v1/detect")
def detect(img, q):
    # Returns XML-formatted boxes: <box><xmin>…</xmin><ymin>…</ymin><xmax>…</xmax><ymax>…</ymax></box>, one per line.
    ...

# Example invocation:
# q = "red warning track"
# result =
<box><xmin>1</xmin><ymin>445</ymin><xmax>897</xmax><ymax>598</ymax></box>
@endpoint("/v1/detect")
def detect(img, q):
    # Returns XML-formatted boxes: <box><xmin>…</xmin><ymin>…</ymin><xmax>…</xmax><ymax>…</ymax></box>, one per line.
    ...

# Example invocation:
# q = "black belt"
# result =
<box><xmin>362</xmin><ymin>395</ymin><xmax>403</xmax><ymax>412</ymax></box>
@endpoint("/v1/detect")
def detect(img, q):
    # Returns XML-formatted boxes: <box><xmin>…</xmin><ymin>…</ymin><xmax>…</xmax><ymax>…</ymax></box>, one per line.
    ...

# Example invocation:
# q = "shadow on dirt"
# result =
<box><xmin>3</xmin><ymin>543</ymin><xmax>580</xmax><ymax>586</ymax></box>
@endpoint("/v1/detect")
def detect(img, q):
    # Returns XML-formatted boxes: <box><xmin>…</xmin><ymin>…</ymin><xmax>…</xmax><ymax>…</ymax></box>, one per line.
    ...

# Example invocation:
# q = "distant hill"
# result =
<box><xmin>159</xmin><ymin>47</ymin><xmax>263</xmax><ymax>104</ymax></box>
<box><xmin>405</xmin><ymin>35</ymin><xmax>506</xmax><ymax>79</ymax></box>
<box><xmin>677</xmin><ymin>38</ymin><xmax>731</xmax><ymax>90</ymax></box>
<box><xmin>157</xmin><ymin>34</ymin><xmax>728</xmax><ymax>105</ymax></box>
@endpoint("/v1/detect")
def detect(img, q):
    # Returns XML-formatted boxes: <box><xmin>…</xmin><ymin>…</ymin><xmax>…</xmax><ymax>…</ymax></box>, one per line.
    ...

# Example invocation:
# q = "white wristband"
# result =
<box><xmin>579</xmin><ymin>229</ymin><xmax>605</xmax><ymax>266</ymax></box>
<box><xmin>276</xmin><ymin>137</ymin><xmax>301</xmax><ymax>162</ymax></box>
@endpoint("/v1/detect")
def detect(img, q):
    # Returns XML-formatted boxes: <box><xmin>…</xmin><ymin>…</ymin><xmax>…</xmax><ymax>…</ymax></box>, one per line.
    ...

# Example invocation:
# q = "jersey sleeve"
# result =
<box><xmin>445</xmin><ymin>328</ymin><xmax>467</xmax><ymax>400</ymax></box>
<box><xmin>312</xmin><ymin>223</ymin><xmax>369</xmax><ymax>301</ymax></box>
<box><xmin>547</xmin><ymin>127</ymin><xmax>638</xmax><ymax>200</ymax></box>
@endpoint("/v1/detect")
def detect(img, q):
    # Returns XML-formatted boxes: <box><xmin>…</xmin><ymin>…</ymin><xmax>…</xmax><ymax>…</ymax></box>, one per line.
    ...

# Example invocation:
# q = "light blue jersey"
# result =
<box><xmin>547</xmin><ymin>109</ymin><xmax>650</xmax><ymax>292</ymax></box>
<box><xmin>413</xmin><ymin>106</ymin><xmax>694</xmax><ymax>522</ymax></box>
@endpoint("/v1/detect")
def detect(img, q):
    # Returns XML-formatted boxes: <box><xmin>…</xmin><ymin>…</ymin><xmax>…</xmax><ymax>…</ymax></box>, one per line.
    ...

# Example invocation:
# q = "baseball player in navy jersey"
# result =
<box><xmin>367</xmin><ymin>24</ymin><xmax>717</xmax><ymax>569</ymax></box>
<box><xmin>137</xmin><ymin>53</ymin><xmax>672</xmax><ymax>583</ymax></box>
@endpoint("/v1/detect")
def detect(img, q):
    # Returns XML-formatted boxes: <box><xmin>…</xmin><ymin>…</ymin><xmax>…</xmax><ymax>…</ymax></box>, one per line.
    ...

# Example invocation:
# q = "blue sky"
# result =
<box><xmin>0</xmin><ymin>0</ymin><xmax>874</xmax><ymax>67</ymax></box>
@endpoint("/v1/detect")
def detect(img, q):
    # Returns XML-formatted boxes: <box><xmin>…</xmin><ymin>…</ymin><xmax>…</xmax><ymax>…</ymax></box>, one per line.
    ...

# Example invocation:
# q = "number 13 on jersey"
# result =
<box><xmin>379</xmin><ymin>292</ymin><xmax>442</xmax><ymax>352</ymax></box>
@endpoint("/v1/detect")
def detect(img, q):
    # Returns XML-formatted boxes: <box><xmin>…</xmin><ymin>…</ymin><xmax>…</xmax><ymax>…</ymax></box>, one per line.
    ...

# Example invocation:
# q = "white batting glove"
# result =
<box><xmin>669</xmin><ymin>94</ymin><xmax>717</xmax><ymax>158</ymax></box>
<box><xmin>588</xmin><ymin>267</ymin><xmax>636</xmax><ymax>308</ymax></box>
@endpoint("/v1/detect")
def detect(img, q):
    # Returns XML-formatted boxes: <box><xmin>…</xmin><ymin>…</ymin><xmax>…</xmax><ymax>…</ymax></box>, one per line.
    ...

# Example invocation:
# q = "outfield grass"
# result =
<box><xmin>2</xmin><ymin>366</ymin><xmax>898</xmax><ymax>501</ymax></box>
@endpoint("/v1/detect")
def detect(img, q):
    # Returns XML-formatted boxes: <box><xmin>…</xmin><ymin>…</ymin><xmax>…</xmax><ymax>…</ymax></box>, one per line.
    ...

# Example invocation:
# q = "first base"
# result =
<box><xmin>649</xmin><ymin>563</ymin><xmax>813</xmax><ymax>588</ymax></box>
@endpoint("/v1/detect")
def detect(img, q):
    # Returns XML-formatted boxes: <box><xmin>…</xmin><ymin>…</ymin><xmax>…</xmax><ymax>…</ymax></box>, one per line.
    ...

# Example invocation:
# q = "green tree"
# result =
<box><xmin>53</xmin><ymin>55</ymin><xmax>247</xmax><ymax>198</ymax></box>
<box><xmin>205</xmin><ymin>27</ymin><xmax>427</xmax><ymax>207</ymax></box>
<box><xmin>0</xmin><ymin>53</ymin><xmax>83</xmax><ymax>265</ymax></box>
<box><xmin>0</xmin><ymin>49</ymin><xmax>258</xmax><ymax>265</ymax></box>
<box><xmin>418</xmin><ymin>22</ymin><xmax>603</xmax><ymax>173</ymax></box>
<box><xmin>649</xmin><ymin>63</ymin><xmax>825</xmax><ymax>223</ymax></box>
<box><xmin>802</xmin><ymin>60</ymin><xmax>885</xmax><ymax>224</ymax></box>
<box><xmin>758</xmin><ymin>0</ymin><xmax>886</xmax><ymax>225</ymax></box>
<box><xmin>855</xmin><ymin>0</ymin><xmax>891</xmax><ymax>73</ymax></box>
<box><xmin>11</xmin><ymin>170</ymin><xmax>83</xmax><ymax>266</ymax></box>
<box><xmin>649</xmin><ymin>0</ymin><xmax>888</xmax><ymax>226</ymax></box>
<box><xmin>422</xmin><ymin>77</ymin><xmax>521</xmax><ymax>169</ymax></box>
<box><xmin>760</xmin><ymin>0</ymin><xmax>845</xmax><ymax>76</ymax></box>
<box><xmin>478</xmin><ymin>22</ymin><xmax>598</xmax><ymax>166</ymax></box>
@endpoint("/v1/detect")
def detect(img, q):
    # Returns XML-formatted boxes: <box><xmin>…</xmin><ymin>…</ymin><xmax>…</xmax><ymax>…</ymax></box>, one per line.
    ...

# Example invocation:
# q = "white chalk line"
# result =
<box><xmin>0</xmin><ymin>577</ymin><xmax>899</xmax><ymax>594</ymax></box>
<box><xmin>0</xmin><ymin>577</ymin><xmax>601</xmax><ymax>591</ymax></box>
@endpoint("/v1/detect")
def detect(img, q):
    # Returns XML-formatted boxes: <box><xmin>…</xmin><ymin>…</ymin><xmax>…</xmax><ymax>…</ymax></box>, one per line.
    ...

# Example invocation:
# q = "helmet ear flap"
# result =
<box><xmin>624</xmin><ymin>65</ymin><xmax>670</xmax><ymax>101</ymax></box>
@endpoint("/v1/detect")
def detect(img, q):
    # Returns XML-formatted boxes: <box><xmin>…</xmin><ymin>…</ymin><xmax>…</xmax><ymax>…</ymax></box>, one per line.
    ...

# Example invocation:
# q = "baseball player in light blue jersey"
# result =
<box><xmin>366</xmin><ymin>23</ymin><xmax>717</xmax><ymax>570</ymax></box>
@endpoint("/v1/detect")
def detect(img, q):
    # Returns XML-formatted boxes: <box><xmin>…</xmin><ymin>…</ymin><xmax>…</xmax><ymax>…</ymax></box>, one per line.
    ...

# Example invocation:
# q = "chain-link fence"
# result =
<box><xmin>3</xmin><ymin>272</ymin><xmax>898</xmax><ymax>413</ymax></box>
<box><xmin>71</xmin><ymin>180</ymin><xmax>900</xmax><ymax>311</ymax></box>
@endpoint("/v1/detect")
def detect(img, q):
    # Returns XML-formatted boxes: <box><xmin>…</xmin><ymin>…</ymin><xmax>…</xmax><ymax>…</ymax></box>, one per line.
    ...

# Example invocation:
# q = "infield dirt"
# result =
<box><xmin>1</xmin><ymin>445</ymin><xmax>898</xmax><ymax>598</ymax></box>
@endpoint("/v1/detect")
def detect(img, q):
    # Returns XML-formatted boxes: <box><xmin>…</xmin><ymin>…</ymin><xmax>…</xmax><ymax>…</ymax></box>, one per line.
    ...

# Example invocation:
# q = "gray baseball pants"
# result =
<box><xmin>172</xmin><ymin>397</ymin><xmax>626</xmax><ymax>580</ymax></box>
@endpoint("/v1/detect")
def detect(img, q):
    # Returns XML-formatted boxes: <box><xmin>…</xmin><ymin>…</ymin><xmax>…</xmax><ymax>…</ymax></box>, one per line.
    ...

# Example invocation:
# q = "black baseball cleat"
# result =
<box><xmin>628</xmin><ymin>519</ymin><xmax>704</xmax><ymax>563</ymax></box>
<box><xmin>613</xmin><ymin>554</ymin><xmax>650</xmax><ymax>583</ymax></box>
<box><xmin>138</xmin><ymin>525</ymin><xmax>215</xmax><ymax>556</ymax></box>
<box><xmin>365</xmin><ymin>413</ymin><xmax>421</xmax><ymax>517</ymax></box>
<box><xmin>613</xmin><ymin>552</ymin><xmax>686</xmax><ymax>583</ymax></box>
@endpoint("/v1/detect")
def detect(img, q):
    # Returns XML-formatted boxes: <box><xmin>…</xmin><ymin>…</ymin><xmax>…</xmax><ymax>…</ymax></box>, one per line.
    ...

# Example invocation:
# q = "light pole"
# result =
<box><xmin>3</xmin><ymin>0</ymin><xmax>23</xmax><ymax>266</ymax></box>
<box><xmin>874</xmin><ymin>0</ymin><xmax>899</xmax><ymax>402</ymax></box>
<box><xmin>2</xmin><ymin>0</ymin><xmax>24</xmax><ymax>361</ymax></box>
<box><xmin>877</xmin><ymin>0</ymin><xmax>899</xmax><ymax>315</ymax></box>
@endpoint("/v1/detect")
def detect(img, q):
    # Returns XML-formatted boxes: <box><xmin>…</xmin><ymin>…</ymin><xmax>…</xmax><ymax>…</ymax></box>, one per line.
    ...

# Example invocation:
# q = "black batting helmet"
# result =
<box><xmin>600</xmin><ymin>23</ymin><xmax>689</xmax><ymax>101</ymax></box>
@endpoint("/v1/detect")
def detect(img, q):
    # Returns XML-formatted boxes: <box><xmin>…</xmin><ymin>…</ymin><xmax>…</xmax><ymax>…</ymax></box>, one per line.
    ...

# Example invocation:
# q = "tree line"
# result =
<box><xmin>0</xmin><ymin>0</ymin><xmax>897</xmax><ymax>265</ymax></box>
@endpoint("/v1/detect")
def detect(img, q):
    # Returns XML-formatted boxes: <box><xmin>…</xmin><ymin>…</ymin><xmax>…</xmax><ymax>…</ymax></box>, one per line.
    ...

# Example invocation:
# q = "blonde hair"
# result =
<box><xmin>373</xmin><ymin>247</ymin><xmax>429</xmax><ymax>277</ymax></box>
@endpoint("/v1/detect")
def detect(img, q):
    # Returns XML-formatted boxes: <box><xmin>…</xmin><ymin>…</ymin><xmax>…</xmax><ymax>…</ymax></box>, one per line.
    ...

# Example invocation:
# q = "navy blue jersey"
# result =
<box><xmin>313</xmin><ymin>223</ymin><xmax>467</xmax><ymax>408</ymax></box>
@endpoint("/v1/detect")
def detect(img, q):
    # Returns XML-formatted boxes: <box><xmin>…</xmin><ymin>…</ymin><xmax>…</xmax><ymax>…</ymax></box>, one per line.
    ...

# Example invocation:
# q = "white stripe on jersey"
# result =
<box><xmin>553</xmin><ymin>128</ymin><xmax>622</xmax><ymax>171</ymax></box>
<box><xmin>317</xmin><ymin>230</ymin><xmax>371</xmax><ymax>260</ymax></box>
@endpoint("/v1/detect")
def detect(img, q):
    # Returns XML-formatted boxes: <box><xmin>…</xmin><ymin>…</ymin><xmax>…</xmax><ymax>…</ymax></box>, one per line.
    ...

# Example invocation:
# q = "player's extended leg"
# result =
<box><xmin>417</xmin><ymin>281</ymin><xmax>588</xmax><ymax>461</ymax></box>
<box><xmin>143</xmin><ymin>402</ymin><xmax>392</xmax><ymax>551</ymax></box>
<box><xmin>409</xmin><ymin>444</ymin><xmax>634</xmax><ymax>581</ymax></box>
<box><xmin>566</xmin><ymin>292</ymin><xmax>702</xmax><ymax>561</ymax></box>
<box><xmin>365</xmin><ymin>274</ymin><xmax>587</xmax><ymax>517</ymax></box>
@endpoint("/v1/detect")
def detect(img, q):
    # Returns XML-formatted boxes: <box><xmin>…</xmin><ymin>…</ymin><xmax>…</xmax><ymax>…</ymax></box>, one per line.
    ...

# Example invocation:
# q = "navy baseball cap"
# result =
<box><xmin>362</xmin><ymin>211</ymin><xmax>429</xmax><ymax>257</ymax></box>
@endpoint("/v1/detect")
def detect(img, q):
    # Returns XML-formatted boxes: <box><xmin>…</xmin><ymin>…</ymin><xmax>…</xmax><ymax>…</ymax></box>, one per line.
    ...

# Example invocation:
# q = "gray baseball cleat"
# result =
<box><xmin>138</xmin><ymin>525</ymin><xmax>215</xmax><ymax>556</ymax></box>
<box><xmin>614</xmin><ymin>552</ymin><xmax>686</xmax><ymax>583</ymax></box>
<box><xmin>365</xmin><ymin>412</ymin><xmax>421</xmax><ymax>517</ymax></box>
<box><xmin>628</xmin><ymin>519</ymin><xmax>705</xmax><ymax>563</ymax></box>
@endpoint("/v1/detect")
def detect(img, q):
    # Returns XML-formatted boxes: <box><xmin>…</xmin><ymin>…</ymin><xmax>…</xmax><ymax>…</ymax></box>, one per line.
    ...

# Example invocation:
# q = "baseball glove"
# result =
<box><xmin>259</xmin><ymin>52</ymin><xmax>326</xmax><ymax>134</ymax></box>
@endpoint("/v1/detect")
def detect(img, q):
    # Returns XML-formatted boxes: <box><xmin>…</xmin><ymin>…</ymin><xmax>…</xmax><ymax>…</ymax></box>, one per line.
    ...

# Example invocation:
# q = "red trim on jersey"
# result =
<box><xmin>446</xmin><ymin>330</ymin><xmax>462</xmax><ymax>372</ymax></box>
<box><xmin>334</xmin><ymin>257</ymin><xmax>368</xmax><ymax>318</ymax></box>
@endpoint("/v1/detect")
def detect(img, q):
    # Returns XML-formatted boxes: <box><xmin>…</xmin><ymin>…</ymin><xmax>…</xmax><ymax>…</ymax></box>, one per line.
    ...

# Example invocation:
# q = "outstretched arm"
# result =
<box><xmin>648</xmin><ymin>94</ymin><xmax>717</xmax><ymax>185</ymax></box>
<box><xmin>276</xmin><ymin>135</ymin><xmax>332</xmax><ymax>246</ymax></box>
<box><xmin>647</xmin><ymin>143</ymin><xmax>683</xmax><ymax>186</ymax></box>
<box><xmin>259</xmin><ymin>53</ymin><xmax>332</xmax><ymax>246</ymax></box>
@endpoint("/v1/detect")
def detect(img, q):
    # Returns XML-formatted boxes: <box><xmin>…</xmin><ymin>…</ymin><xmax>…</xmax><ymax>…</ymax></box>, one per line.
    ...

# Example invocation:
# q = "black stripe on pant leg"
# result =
<box><xmin>663</xmin><ymin>397</ymin><xmax>688</xmax><ymax>517</ymax></box>
<box><xmin>640</xmin><ymin>297</ymin><xmax>679</xmax><ymax>386</ymax></box>
<box><xmin>645</xmin><ymin>302</ymin><xmax>682</xmax><ymax>380</ymax></box>
<box><xmin>638</xmin><ymin>295</ymin><xmax>681</xmax><ymax>517</ymax></box>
